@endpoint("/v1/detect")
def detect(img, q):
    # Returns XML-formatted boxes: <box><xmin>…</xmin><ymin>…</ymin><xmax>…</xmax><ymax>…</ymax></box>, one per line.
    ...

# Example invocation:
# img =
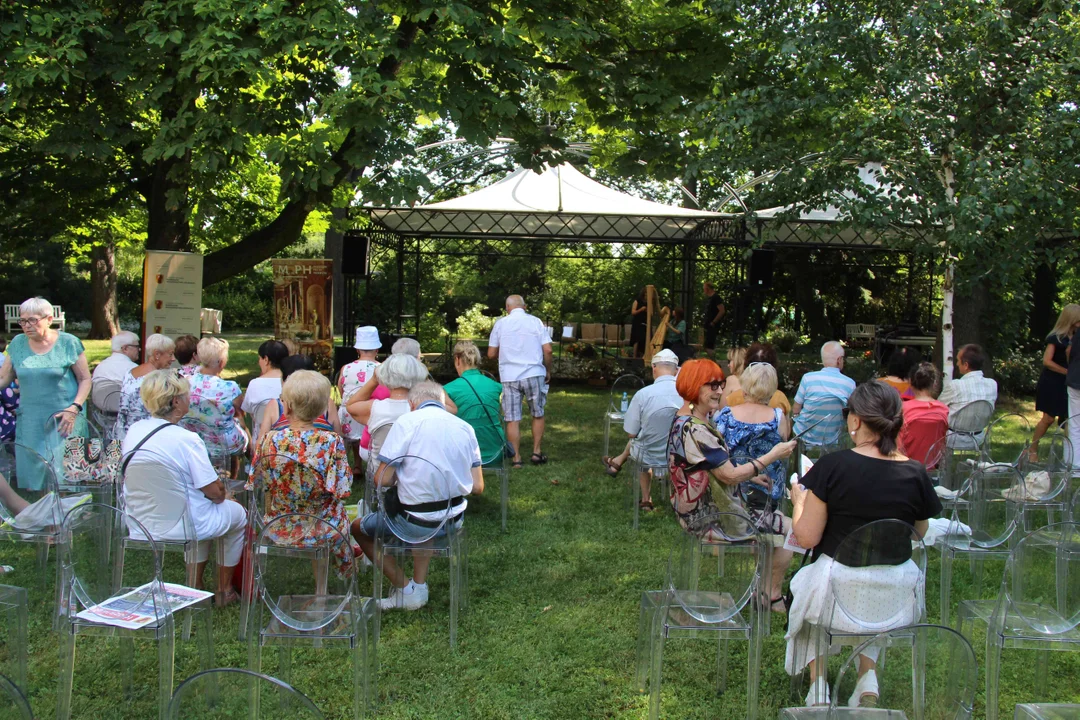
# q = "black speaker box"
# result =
<box><xmin>749</xmin><ymin>249</ymin><xmax>774</xmax><ymax>289</ymax></box>
<box><xmin>342</xmin><ymin>234</ymin><xmax>370</xmax><ymax>276</ymax></box>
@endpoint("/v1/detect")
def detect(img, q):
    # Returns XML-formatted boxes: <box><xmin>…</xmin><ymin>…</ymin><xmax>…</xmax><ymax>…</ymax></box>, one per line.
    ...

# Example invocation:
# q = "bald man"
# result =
<box><xmin>487</xmin><ymin>295</ymin><xmax>553</xmax><ymax>467</ymax></box>
<box><xmin>791</xmin><ymin>341</ymin><xmax>856</xmax><ymax>446</ymax></box>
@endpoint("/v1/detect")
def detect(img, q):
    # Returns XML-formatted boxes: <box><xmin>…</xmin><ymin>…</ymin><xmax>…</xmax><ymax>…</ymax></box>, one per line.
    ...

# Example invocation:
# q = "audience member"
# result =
<box><xmin>487</xmin><ymin>294</ymin><xmax>553</xmax><ymax>467</ymax></box>
<box><xmin>256</xmin><ymin>370</ymin><xmax>353</xmax><ymax>569</ymax></box>
<box><xmin>792</xmin><ymin>341</ymin><xmax>855</xmax><ymax>447</ymax></box>
<box><xmin>174</xmin><ymin>334</ymin><xmax>200</xmax><ymax>377</ymax></box>
<box><xmin>444</xmin><ymin>341</ymin><xmax>507</xmax><ymax>464</ymax></box>
<box><xmin>260</xmin><ymin>354</ymin><xmax>339</xmax><ymax>438</ymax></box>
<box><xmin>90</xmin><ymin>331</ymin><xmax>140</xmax><ymax>399</ymax></box>
<box><xmin>720</xmin><ymin>347</ymin><xmax>747</xmax><ymax>406</ymax></box>
<box><xmin>0</xmin><ymin>298</ymin><xmax>91</xmax><ymax>490</ymax></box>
<box><xmin>787</xmin><ymin>382</ymin><xmax>940</xmax><ymax>706</ymax></box>
<box><xmin>116</xmin><ymin>333</ymin><xmax>176</xmax><ymax>440</ymax></box>
<box><xmin>351</xmin><ymin>381</ymin><xmax>484</xmax><ymax>611</ymax></box>
<box><xmin>1029</xmin><ymin>304</ymin><xmax>1080</xmax><ymax>462</ymax></box>
<box><xmin>602</xmin><ymin>349</ymin><xmax>682</xmax><ymax>512</ymax></box>
<box><xmin>878</xmin><ymin>347</ymin><xmax>919</xmax><ymax>398</ymax></box>
<box><xmin>182</xmin><ymin>337</ymin><xmax>248</xmax><ymax>455</ymax></box>
<box><xmin>899</xmin><ymin>362</ymin><xmax>949</xmax><ymax>467</ymax></box>
<box><xmin>664</xmin><ymin>308</ymin><xmax>691</xmax><ymax>362</ymax></box>
<box><xmin>938</xmin><ymin>344</ymin><xmax>997</xmax><ymax>448</ymax></box>
<box><xmin>281</xmin><ymin>338</ymin><xmax>300</xmax><ymax>355</ymax></box>
<box><xmin>725</xmin><ymin>342</ymin><xmax>791</xmax><ymax>415</ymax></box>
<box><xmin>346</xmin><ymin>354</ymin><xmax>428</xmax><ymax>459</ymax></box>
<box><xmin>667</xmin><ymin>359</ymin><xmax>796</xmax><ymax>559</ymax></box>
<box><xmin>0</xmin><ymin>381</ymin><xmax>16</xmax><ymax>442</ymax></box>
<box><xmin>337</xmin><ymin>327</ymin><xmax>382</xmax><ymax>442</ymax></box>
<box><xmin>241</xmin><ymin>340</ymin><xmax>288</xmax><ymax>436</ymax></box>
<box><xmin>122</xmin><ymin>370</ymin><xmax>247</xmax><ymax>606</ymax></box>
<box><xmin>391</xmin><ymin>337</ymin><xmax>421</xmax><ymax>358</ymax></box>
<box><xmin>1068</xmin><ymin>335</ymin><xmax>1080</xmax><ymax>470</ymax></box>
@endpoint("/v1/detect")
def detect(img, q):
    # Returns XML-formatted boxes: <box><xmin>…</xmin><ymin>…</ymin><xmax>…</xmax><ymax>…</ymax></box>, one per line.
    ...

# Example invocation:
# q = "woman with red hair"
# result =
<box><xmin>668</xmin><ymin>360</ymin><xmax>796</xmax><ymax>581</ymax></box>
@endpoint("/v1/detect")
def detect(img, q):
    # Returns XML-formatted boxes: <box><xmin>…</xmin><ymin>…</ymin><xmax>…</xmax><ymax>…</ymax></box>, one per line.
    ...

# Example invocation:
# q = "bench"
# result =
<box><xmin>4</xmin><ymin>305</ymin><xmax>66</xmax><ymax>334</ymax></box>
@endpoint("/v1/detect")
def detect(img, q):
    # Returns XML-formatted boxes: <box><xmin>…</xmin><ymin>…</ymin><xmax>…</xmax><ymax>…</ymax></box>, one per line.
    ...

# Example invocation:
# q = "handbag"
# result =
<box><xmin>461</xmin><ymin>375</ymin><xmax>515</xmax><ymax>459</ymax></box>
<box><xmin>63</xmin><ymin>435</ymin><xmax>122</xmax><ymax>484</ymax></box>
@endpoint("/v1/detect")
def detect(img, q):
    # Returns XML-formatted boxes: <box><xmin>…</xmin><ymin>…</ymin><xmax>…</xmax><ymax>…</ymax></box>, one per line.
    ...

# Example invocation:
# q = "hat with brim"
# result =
<box><xmin>651</xmin><ymin>349</ymin><xmax>680</xmax><ymax>366</ymax></box>
<box><xmin>354</xmin><ymin>326</ymin><xmax>382</xmax><ymax>350</ymax></box>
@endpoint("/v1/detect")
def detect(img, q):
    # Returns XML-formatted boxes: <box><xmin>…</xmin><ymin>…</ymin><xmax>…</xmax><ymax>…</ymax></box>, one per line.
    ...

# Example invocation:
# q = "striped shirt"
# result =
<box><xmin>938</xmin><ymin>370</ymin><xmax>997</xmax><ymax>449</ymax></box>
<box><xmin>793</xmin><ymin>367</ymin><xmax>855</xmax><ymax>446</ymax></box>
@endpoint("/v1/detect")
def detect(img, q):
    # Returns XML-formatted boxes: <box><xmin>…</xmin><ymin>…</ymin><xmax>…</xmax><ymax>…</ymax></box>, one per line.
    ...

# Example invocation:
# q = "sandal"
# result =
<box><xmin>602</xmin><ymin>456</ymin><xmax>623</xmax><ymax>477</ymax></box>
<box><xmin>769</xmin><ymin>595</ymin><xmax>788</xmax><ymax>614</ymax></box>
<box><xmin>216</xmin><ymin>589</ymin><xmax>241</xmax><ymax>608</ymax></box>
<box><xmin>638</xmin><ymin>500</ymin><xmax>655</xmax><ymax>512</ymax></box>
<box><xmin>530</xmin><ymin>453</ymin><xmax>548</xmax><ymax>466</ymax></box>
<box><xmin>512</xmin><ymin>459</ymin><xmax>525</xmax><ymax>469</ymax></box>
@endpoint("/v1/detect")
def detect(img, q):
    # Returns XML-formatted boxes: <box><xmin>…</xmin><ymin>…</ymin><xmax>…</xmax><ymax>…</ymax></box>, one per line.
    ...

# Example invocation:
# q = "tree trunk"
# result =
<box><xmin>939</xmin><ymin>152</ymin><xmax>958</xmax><ymax>379</ymax></box>
<box><xmin>146</xmin><ymin>156</ymin><xmax>191</xmax><ymax>252</ymax></box>
<box><xmin>1029</xmin><ymin>261</ymin><xmax>1057</xmax><ymax>342</ymax></box>
<box><xmin>89</xmin><ymin>240</ymin><xmax>120</xmax><ymax>339</ymax></box>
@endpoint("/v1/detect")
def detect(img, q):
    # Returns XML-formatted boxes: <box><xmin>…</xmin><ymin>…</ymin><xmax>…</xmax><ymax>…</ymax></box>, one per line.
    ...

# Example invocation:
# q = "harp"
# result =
<box><xmin>644</xmin><ymin>284</ymin><xmax>670</xmax><ymax>363</ymax></box>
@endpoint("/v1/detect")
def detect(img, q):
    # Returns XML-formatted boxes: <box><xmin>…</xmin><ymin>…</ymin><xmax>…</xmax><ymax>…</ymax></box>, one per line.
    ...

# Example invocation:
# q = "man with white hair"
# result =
<box><xmin>391</xmin><ymin>337</ymin><xmax>421</xmax><ymax>358</ymax></box>
<box><xmin>602</xmin><ymin>349</ymin><xmax>683</xmax><ymax>512</ymax></box>
<box><xmin>792</xmin><ymin>341</ymin><xmax>856</xmax><ymax>446</ymax></box>
<box><xmin>91</xmin><ymin>331</ymin><xmax>140</xmax><ymax>409</ymax></box>
<box><xmin>351</xmin><ymin>381</ymin><xmax>484</xmax><ymax>611</ymax></box>
<box><xmin>487</xmin><ymin>295</ymin><xmax>553</xmax><ymax>467</ymax></box>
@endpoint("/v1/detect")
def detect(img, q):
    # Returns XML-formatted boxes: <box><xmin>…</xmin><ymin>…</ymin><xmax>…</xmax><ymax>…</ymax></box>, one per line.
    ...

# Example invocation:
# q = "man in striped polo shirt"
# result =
<box><xmin>792</xmin><ymin>341</ymin><xmax>856</xmax><ymax>446</ymax></box>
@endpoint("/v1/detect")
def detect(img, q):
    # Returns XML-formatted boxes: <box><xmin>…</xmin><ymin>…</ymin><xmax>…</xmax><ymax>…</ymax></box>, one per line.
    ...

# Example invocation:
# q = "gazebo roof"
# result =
<box><xmin>368</xmin><ymin>164</ymin><xmax>736</xmax><ymax>241</ymax></box>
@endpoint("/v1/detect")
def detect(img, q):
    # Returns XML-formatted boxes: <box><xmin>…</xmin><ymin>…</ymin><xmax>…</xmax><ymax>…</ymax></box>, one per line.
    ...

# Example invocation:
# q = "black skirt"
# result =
<box><xmin>1035</xmin><ymin>369</ymin><xmax>1069</xmax><ymax>419</ymax></box>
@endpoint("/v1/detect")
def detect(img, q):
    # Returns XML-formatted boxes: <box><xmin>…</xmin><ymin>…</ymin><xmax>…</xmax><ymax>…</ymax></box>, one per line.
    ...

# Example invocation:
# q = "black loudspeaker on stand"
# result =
<box><xmin>748</xmin><ymin>249</ymin><xmax>774</xmax><ymax>289</ymax></box>
<box><xmin>342</xmin><ymin>234</ymin><xmax>370</xmax><ymax>276</ymax></box>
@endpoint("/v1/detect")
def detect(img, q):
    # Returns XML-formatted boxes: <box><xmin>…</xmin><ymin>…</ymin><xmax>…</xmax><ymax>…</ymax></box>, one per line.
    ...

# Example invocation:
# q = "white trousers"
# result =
<box><xmin>1069</xmin><ymin>387</ymin><xmax>1080</xmax><ymax>470</ymax></box>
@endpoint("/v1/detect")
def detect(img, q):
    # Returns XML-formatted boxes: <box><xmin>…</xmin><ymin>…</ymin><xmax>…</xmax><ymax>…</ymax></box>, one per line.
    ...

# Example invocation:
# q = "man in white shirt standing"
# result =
<box><xmin>90</xmin><ymin>331</ymin><xmax>140</xmax><ymax>409</ymax></box>
<box><xmin>487</xmin><ymin>295</ymin><xmax>553</xmax><ymax>468</ymax></box>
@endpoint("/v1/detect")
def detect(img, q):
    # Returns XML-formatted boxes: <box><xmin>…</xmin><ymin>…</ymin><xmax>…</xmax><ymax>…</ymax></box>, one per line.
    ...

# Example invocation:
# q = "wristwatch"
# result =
<box><xmin>69</xmin><ymin>402</ymin><xmax>83</xmax><ymax>411</ymax></box>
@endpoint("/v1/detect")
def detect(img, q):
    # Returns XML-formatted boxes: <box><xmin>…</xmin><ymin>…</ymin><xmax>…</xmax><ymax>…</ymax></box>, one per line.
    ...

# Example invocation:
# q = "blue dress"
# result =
<box><xmin>712</xmin><ymin>405</ymin><xmax>786</xmax><ymax>505</ymax></box>
<box><xmin>7</xmin><ymin>332</ymin><xmax>87</xmax><ymax>490</ymax></box>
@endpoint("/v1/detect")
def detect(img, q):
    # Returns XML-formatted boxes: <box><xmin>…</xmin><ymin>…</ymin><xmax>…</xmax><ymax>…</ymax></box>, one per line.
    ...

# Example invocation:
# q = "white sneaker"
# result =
<box><xmin>847</xmin><ymin>669</ymin><xmax>879</xmax><ymax>708</ymax></box>
<box><xmin>804</xmin><ymin>675</ymin><xmax>830</xmax><ymax>707</ymax></box>
<box><xmin>378</xmin><ymin>581</ymin><xmax>428</xmax><ymax>611</ymax></box>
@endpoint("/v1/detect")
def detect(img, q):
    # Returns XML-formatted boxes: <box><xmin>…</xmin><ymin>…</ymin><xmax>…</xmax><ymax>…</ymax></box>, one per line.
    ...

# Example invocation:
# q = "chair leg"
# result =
<box><xmin>984</xmin><ymin>633</ymin><xmax>1003</xmax><ymax>720</ymax></box>
<box><xmin>56</xmin><ymin>629</ymin><xmax>76</xmax><ymax>720</ymax></box>
<box><xmin>940</xmin><ymin>549</ymin><xmax>954</xmax><ymax>626</ymax></box>
<box><xmin>1034</xmin><ymin>648</ymin><xmax>1050</xmax><ymax>698</ymax></box>
<box><xmin>647</xmin><ymin>614</ymin><xmax>665</xmax><ymax>720</ymax></box>
<box><xmin>158</xmin><ymin>621</ymin><xmax>175</xmax><ymax>720</ymax></box>
<box><xmin>635</xmin><ymin>593</ymin><xmax>659</xmax><ymax>693</ymax></box>
<box><xmin>449</xmin><ymin>545</ymin><xmax>459</xmax><ymax>649</ymax></box>
<box><xmin>747</xmin><ymin>622</ymin><xmax>763</xmax><ymax>720</ymax></box>
<box><xmin>120</xmin><ymin>635</ymin><xmax>135</xmax><ymax>699</ymax></box>
<box><xmin>198</xmin><ymin>601</ymin><xmax>215</xmax><ymax>671</ymax></box>
<box><xmin>632</xmin><ymin>459</ymin><xmax>640</xmax><ymax>531</ymax></box>
<box><xmin>716</xmin><ymin>636</ymin><xmax>729</xmax><ymax>694</ymax></box>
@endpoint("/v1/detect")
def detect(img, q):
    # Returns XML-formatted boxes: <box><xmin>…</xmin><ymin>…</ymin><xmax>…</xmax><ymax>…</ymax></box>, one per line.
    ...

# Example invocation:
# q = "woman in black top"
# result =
<box><xmin>629</xmin><ymin>288</ymin><xmax>648</xmax><ymax>358</ymax></box>
<box><xmin>786</xmin><ymin>382</ymin><xmax>941</xmax><ymax>708</ymax></box>
<box><xmin>1028</xmin><ymin>304</ymin><xmax>1080</xmax><ymax>462</ymax></box>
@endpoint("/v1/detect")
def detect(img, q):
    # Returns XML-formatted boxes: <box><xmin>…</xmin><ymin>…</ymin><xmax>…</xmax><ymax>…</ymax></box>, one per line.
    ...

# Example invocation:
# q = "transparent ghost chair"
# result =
<box><xmin>248</xmin><ymin>399</ymin><xmax>275</xmax><ymax>448</ymax></box>
<box><xmin>939</xmin><ymin>465</ymin><xmax>1023</xmax><ymax>625</ymax></box>
<box><xmin>168</xmin><ymin>668</ymin><xmax>325</xmax><ymax>720</ymax></box>
<box><xmin>626</xmin><ymin>404</ymin><xmax>678</xmax><ymax>530</ymax></box>
<box><xmin>57</xmin><ymin>502</ymin><xmax>215</xmax><ymax>720</ymax></box>
<box><xmin>604</xmin><ymin>374</ymin><xmax>645</xmax><ymax>459</ymax></box>
<box><xmin>780</xmin><ymin>623</ymin><xmax>978</xmax><ymax>719</ymax></box>
<box><xmin>362</xmin><ymin>424</ymin><xmax>392</xmax><ymax>516</ymax></box>
<box><xmin>474</xmin><ymin>430</ymin><xmax>511</xmax><ymax>532</ymax></box>
<box><xmin>248</xmin><ymin>513</ymin><xmax>375</xmax><ymax>720</ymax></box>
<box><xmin>635</xmin><ymin>511</ymin><xmax>768</xmax><ymax>720</ymax></box>
<box><xmin>240</xmin><ymin>452</ymin><xmax>326</xmax><ymax>640</ymax></box>
<box><xmin>372</xmin><ymin>455</ymin><xmax>469</xmax><ymax>647</ymax></box>
<box><xmin>0</xmin><ymin>587</ymin><xmax>27</xmax><ymax>693</ymax></box>
<box><xmin>43</xmin><ymin>413</ymin><xmax>119</xmax><ymax>509</ymax></box>
<box><xmin>1010</xmin><ymin>434</ymin><xmax>1074</xmax><ymax>532</ymax></box>
<box><xmin>117</xmin><ymin>447</ymin><xmax>223</xmax><ymax>639</ymax></box>
<box><xmin>791</xmin><ymin>520</ymin><xmax>927</xmax><ymax>706</ymax></box>
<box><xmin>947</xmin><ymin>399</ymin><xmax>995</xmax><ymax>449</ymax></box>
<box><xmin>0</xmin><ymin>441</ymin><xmax>70</xmax><ymax>587</ymax></box>
<box><xmin>1015</xmin><ymin>705</ymin><xmax>1080</xmax><ymax>719</ymax></box>
<box><xmin>796</xmin><ymin>418</ymin><xmax>850</xmax><ymax>484</ymax></box>
<box><xmin>0</xmin><ymin>672</ymin><xmax>33</xmax><ymax>720</ymax></box>
<box><xmin>957</xmin><ymin>522</ymin><xmax>1080</xmax><ymax>720</ymax></box>
<box><xmin>984</xmin><ymin>413</ymin><xmax>1034</xmax><ymax>468</ymax></box>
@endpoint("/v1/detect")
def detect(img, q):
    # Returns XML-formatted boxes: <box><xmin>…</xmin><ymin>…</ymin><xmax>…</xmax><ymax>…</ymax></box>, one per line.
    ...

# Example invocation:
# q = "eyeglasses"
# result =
<box><xmin>706</xmin><ymin>379</ymin><xmax>726</xmax><ymax>391</ymax></box>
<box><xmin>123</xmin><ymin>344</ymin><xmax>140</xmax><ymax>351</ymax></box>
<box><xmin>16</xmin><ymin>317</ymin><xmax>44</xmax><ymax>326</ymax></box>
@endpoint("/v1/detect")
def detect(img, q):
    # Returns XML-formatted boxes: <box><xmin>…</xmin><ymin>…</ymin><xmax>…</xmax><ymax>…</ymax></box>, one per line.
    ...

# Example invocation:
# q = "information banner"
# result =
<box><xmin>273</xmin><ymin>259</ymin><xmax>334</xmax><ymax>368</ymax></box>
<box><xmin>142</xmin><ymin>250</ymin><xmax>203</xmax><ymax>339</ymax></box>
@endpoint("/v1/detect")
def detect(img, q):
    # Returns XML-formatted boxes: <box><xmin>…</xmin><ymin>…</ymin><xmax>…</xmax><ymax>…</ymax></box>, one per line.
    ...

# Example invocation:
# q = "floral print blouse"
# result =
<box><xmin>182</xmin><ymin>372</ymin><xmax>247</xmax><ymax>455</ymax></box>
<box><xmin>255</xmin><ymin>427</ymin><xmax>354</xmax><ymax>570</ymax></box>
<box><xmin>116</xmin><ymin>371</ymin><xmax>150</xmax><ymax>440</ymax></box>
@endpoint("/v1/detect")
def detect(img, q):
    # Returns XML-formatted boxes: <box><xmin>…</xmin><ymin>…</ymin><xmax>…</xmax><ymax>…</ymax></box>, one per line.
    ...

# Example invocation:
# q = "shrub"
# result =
<box><xmin>456</xmin><ymin>303</ymin><xmax>496</xmax><ymax>339</ymax></box>
<box><xmin>993</xmin><ymin>350</ymin><xmax>1040</xmax><ymax>397</ymax></box>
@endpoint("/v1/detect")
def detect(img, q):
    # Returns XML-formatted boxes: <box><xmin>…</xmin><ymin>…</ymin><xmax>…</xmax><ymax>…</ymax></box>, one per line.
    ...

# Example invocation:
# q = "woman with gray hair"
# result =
<box><xmin>115</xmin><ymin>333</ymin><xmax>176</xmax><ymax>440</ymax></box>
<box><xmin>122</xmin><ymin>370</ymin><xmax>247</xmax><ymax>606</ymax></box>
<box><xmin>182</xmin><ymin>337</ymin><xmax>248</xmax><ymax>456</ymax></box>
<box><xmin>346</xmin><ymin>354</ymin><xmax>428</xmax><ymax>458</ymax></box>
<box><xmin>0</xmin><ymin>298</ymin><xmax>91</xmax><ymax>490</ymax></box>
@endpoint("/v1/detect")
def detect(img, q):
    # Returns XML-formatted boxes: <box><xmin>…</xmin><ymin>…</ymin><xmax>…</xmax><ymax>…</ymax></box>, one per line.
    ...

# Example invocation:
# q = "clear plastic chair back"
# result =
<box><xmin>121</xmin><ymin>448</ymin><xmax>193</xmax><ymax>542</ymax></box>
<box><xmin>632</xmin><ymin>405</ymin><xmax>678</xmax><ymax>468</ymax></box>
<box><xmin>729</xmin><ymin>450</ymin><xmax>789</xmax><ymax>522</ymax></box>
<box><xmin>250</xmin><ymin>453</ymin><xmax>324</xmax><ymax>523</ymax></box>
<box><xmin>167</xmin><ymin>668</ymin><xmax>324</xmax><ymax>719</ymax></box>
<box><xmin>666</xmin><ymin>511</ymin><xmax>762</xmax><ymax>625</ymax></box>
<box><xmin>61</xmin><ymin>502</ymin><xmax>171</xmax><ymax>627</ymax></box>
<box><xmin>250</xmin><ymin>399</ymin><xmax>273</xmax><ymax>445</ymax></box>
<box><xmin>367</xmin><ymin>424</ymin><xmax>392</xmax><ymax>467</ymax></box>
<box><xmin>0</xmin><ymin>441</ymin><xmax>63</xmax><ymax>527</ymax></box>
<box><xmin>828</xmin><ymin>519</ymin><xmax>926</xmax><ymax>628</ymax></box>
<box><xmin>609</xmin><ymin>373</ymin><xmax>645</xmax><ymax>413</ymax></box>
<box><xmin>1018</xmin><ymin>433</ymin><xmax>1073</xmax><ymax>502</ymax></box>
<box><xmin>964</xmin><ymin>466</ymin><xmax>1022</xmax><ymax>548</ymax></box>
<box><xmin>91</xmin><ymin>380</ymin><xmax>122</xmax><ymax>415</ymax></box>
<box><xmin>984</xmin><ymin>413</ymin><xmax>1033</xmax><ymax>467</ymax></box>
<box><xmin>825</xmin><ymin>624</ymin><xmax>977</xmax><ymax>720</ymax></box>
<box><xmin>0</xmin><ymin>671</ymin><xmax>32</xmax><ymax>720</ymax></box>
<box><xmin>1007</xmin><ymin>522</ymin><xmax>1080</xmax><ymax>635</ymax></box>
<box><xmin>376</xmin><ymin>455</ymin><xmax>457</xmax><ymax>545</ymax></box>
<box><xmin>923</xmin><ymin>435</ymin><xmax>949</xmax><ymax>473</ymax></box>
<box><xmin>255</xmin><ymin>513</ymin><xmax>356</xmax><ymax>633</ymax></box>
<box><xmin>949</xmin><ymin>399</ymin><xmax>995</xmax><ymax>435</ymax></box>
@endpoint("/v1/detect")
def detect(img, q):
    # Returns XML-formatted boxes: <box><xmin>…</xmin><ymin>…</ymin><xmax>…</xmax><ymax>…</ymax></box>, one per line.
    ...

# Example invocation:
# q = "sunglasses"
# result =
<box><xmin>706</xmin><ymin>379</ymin><xmax>726</xmax><ymax>391</ymax></box>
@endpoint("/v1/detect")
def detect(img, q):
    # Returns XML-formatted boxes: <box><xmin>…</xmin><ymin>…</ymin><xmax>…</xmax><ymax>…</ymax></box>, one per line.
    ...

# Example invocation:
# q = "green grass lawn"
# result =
<box><xmin>4</xmin><ymin>348</ymin><xmax>1079</xmax><ymax>717</ymax></box>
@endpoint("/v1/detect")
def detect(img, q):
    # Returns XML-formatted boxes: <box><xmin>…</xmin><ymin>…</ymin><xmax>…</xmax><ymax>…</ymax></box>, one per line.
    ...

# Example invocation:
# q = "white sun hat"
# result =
<box><xmin>354</xmin><ymin>326</ymin><xmax>382</xmax><ymax>350</ymax></box>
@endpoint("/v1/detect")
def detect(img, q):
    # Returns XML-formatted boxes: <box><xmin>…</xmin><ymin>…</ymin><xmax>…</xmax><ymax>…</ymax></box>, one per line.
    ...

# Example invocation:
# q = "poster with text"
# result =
<box><xmin>143</xmin><ymin>251</ymin><xmax>203</xmax><ymax>340</ymax></box>
<box><xmin>273</xmin><ymin>259</ymin><xmax>334</xmax><ymax>367</ymax></box>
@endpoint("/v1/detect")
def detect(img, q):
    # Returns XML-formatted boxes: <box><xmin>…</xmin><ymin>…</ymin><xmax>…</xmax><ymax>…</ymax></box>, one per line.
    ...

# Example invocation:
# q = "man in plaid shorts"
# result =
<box><xmin>487</xmin><ymin>295</ymin><xmax>553</xmax><ymax>468</ymax></box>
